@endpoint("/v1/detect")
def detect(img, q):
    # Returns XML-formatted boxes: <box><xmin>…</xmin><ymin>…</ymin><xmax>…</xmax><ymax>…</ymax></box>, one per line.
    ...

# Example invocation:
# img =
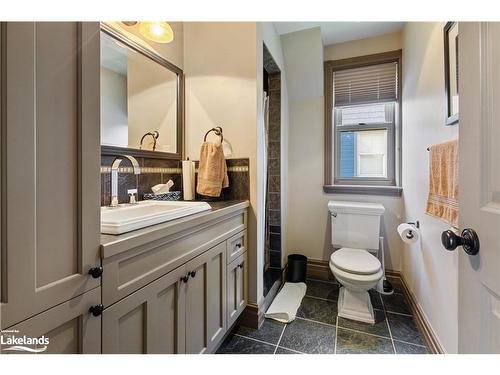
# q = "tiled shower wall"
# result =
<box><xmin>101</xmin><ymin>156</ymin><xmax>249</xmax><ymax>206</ymax></box>
<box><xmin>267</xmin><ymin>73</ymin><xmax>281</xmax><ymax>269</ymax></box>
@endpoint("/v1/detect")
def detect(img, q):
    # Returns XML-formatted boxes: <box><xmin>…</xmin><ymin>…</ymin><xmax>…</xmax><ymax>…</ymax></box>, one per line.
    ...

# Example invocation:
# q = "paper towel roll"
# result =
<box><xmin>182</xmin><ymin>160</ymin><xmax>195</xmax><ymax>200</ymax></box>
<box><xmin>398</xmin><ymin>223</ymin><xmax>419</xmax><ymax>244</ymax></box>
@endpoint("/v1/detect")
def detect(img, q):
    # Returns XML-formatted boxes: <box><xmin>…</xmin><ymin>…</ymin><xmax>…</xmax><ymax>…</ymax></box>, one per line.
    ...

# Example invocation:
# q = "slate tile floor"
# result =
<box><xmin>216</xmin><ymin>277</ymin><xmax>430</xmax><ymax>354</ymax></box>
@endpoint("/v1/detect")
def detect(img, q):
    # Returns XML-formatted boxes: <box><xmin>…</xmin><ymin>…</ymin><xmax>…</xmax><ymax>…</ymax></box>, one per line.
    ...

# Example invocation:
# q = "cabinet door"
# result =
<box><xmin>102</xmin><ymin>265</ymin><xmax>186</xmax><ymax>354</ymax></box>
<box><xmin>226</xmin><ymin>252</ymin><xmax>248</xmax><ymax>328</ymax></box>
<box><xmin>1</xmin><ymin>288</ymin><xmax>101</xmax><ymax>354</ymax></box>
<box><xmin>185</xmin><ymin>242</ymin><xmax>227</xmax><ymax>354</ymax></box>
<box><xmin>0</xmin><ymin>22</ymin><xmax>101</xmax><ymax>329</ymax></box>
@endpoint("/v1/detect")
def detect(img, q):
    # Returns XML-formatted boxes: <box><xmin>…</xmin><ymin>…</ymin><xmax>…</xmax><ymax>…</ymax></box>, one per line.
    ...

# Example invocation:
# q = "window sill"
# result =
<box><xmin>323</xmin><ymin>184</ymin><xmax>402</xmax><ymax>197</ymax></box>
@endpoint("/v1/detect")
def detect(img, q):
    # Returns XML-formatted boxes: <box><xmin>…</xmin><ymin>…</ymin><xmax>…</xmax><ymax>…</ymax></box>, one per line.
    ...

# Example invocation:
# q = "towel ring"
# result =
<box><xmin>204</xmin><ymin>126</ymin><xmax>224</xmax><ymax>142</ymax></box>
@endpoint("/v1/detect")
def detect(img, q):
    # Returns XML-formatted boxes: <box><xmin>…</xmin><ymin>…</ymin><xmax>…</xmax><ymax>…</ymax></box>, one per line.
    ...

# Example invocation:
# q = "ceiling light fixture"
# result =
<box><xmin>139</xmin><ymin>22</ymin><xmax>174</xmax><ymax>44</ymax></box>
<box><xmin>120</xmin><ymin>21</ymin><xmax>174</xmax><ymax>44</ymax></box>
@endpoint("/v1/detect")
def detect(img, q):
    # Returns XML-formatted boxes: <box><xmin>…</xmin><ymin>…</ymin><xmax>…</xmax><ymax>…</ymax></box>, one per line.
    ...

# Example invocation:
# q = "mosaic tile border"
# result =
<box><xmin>100</xmin><ymin>165</ymin><xmax>249</xmax><ymax>174</ymax></box>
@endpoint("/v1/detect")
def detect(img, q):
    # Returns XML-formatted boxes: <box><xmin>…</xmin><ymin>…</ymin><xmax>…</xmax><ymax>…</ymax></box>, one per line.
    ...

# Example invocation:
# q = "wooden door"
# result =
<box><xmin>0</xmin><ymin>22</ymin><xmax>101</xmax><ymax>329</ymax></box>
<box><xmin>185</xmin><ymin>242</ymin><xmax>227</xmax><ymax>354</ymax></box>
<box><xmin>227</xmin><ymin>252</ymin><xmax>248</xmax><ymax>328</ymax></box>
<box><xmin>1</xmin><ymin>287</ymin><xmax>101</xmax><ymax>354</ymax></box>
<box><xmin>458</xmin><ymin>22</ymin><xmax>500</xmax><ymax>353</ymax></box>
<box><xmin>102</xmin><ymin>265</ymin><xmax>186</xmax><ymax>354</ymax></box>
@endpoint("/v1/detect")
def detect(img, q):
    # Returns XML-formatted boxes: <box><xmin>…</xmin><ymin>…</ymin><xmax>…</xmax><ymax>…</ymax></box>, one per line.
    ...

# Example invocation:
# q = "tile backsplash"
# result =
<box><xmin>100</xmin><ymin>155</ymin><xmax>249</xmax><ymax>206</ymax></box>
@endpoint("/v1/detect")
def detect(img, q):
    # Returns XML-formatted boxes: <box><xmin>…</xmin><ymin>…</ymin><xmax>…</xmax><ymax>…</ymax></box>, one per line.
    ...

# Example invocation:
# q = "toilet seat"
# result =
<box><xmin>330</xmin><ymin>247</ymin><xmax>381</xmax><ymax>275</ymax></box>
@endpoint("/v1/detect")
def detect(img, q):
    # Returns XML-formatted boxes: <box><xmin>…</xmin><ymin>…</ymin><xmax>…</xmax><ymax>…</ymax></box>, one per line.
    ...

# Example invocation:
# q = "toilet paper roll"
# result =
<box><xmin>182</xmin><ymin>160</ymin><xmax>195</xmax><ymax>200</ymax></box>
<box><xmin>398</xmin><ymin>223</ymin><xmax>420</xmax><ymax>244</ymax></box>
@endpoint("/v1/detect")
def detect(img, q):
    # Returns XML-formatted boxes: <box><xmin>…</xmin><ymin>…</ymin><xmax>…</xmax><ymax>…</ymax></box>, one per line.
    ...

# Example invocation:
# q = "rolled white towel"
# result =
<box><xmin>151</xmin><ymin>180</ymin><xmax>174</xmax><ymax>195</ymax></box>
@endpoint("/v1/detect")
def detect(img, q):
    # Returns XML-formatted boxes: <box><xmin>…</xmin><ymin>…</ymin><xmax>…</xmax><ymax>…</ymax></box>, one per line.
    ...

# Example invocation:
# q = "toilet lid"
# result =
<box><xmin>330</xmin><ymin>248</ymin><xmax>381</xmax><ymax>275</ymax></box>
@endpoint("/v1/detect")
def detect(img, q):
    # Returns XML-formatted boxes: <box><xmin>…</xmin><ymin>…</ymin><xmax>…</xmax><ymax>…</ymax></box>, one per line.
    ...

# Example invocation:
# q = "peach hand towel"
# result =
<box><xmin>196</xmin><ymin>142</ymin><xmax>229</xmax><ymax>197</ymax></box>
<box><xmin>426</xmin><ymin>139</ymin><xmax>459</xmax><ymax>227</ymax></box>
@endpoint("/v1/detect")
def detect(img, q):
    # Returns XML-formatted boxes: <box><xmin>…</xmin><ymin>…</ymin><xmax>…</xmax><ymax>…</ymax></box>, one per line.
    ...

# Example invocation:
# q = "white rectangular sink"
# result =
<box><xmin>101</xmin><ymin>200</ymin><xmax>212</xmax><ymax>235</ymax></box>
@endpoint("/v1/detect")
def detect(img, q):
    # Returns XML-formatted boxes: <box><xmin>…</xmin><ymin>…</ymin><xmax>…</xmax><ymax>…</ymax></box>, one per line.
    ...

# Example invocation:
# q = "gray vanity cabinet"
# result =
<box><xmin>226</xmin><ymin>251</ymin><xmax>248</xmax><ymax>328</ymax></box>
<box><xmin>102</xmin><ymin>265</ymin><xmax>187</xmax><ymax>354</ymax></box>
<box><xmin>102</xmin><ymin>241</ymin><xmax>227</xmax><ymax>354</ymax></box>
<box><xmin>184</xmin><ymin>242</ymin><xmax>227</xmax><ymax>354</ymax></box>
<box><xmin>0</xmin><ymin>22</ymin><xmax>101</xmax><ymax>330</ymax></box>
<box><xmin>3</xmin><ymin>287</ymin><xmax>101</xmax><ymax>354</ymax></box>
<box><xmin>99</xmin><ymin>204</ymin><xmax>249</xmax><ymax>354</ymax></box>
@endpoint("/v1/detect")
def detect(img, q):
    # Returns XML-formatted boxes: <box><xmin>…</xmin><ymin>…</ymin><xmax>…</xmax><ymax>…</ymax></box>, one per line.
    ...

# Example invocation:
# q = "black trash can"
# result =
<box><xmin>287</xmin><ymin>254</ymin><xmax>307</xmax><ymax>283</ymax></box>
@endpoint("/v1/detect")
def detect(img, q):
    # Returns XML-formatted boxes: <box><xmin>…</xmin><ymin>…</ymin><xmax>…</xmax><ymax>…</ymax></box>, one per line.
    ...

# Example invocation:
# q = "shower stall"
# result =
<box><xmin>262</xmin><ymin>44</ymin><xmax>282</xmax><ymax>298</ymax></box>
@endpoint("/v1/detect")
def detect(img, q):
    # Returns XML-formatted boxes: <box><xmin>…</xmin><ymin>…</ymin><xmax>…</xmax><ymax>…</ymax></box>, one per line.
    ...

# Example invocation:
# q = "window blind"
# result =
<box><xmin>333</xmin><ymin>62</ymin><xmax>398</xmax><ymax>106</ymax></box>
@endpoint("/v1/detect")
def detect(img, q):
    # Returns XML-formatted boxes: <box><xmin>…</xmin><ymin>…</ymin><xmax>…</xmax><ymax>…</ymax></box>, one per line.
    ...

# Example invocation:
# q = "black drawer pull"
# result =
<box><xmin>88</xmin><ymin>266</ymin><xmax>103</xmax><ymax>278</ymax></box>
<box><xmin>89</xmin><ymin>304</ymin><xmax>104</xmax><ymax>317</ymax></box>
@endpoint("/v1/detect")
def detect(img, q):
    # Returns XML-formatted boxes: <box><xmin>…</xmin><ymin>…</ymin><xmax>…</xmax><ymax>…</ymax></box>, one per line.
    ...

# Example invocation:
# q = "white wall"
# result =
<box><xmin>283</xmin><ymin>28</ymin><xmax>403</xmax><ymax>270</ymax></box>
<box><xmin>100</xmin><ymin>67</ymin><xmax>128</xmax><ymax>146</ymax></box>
<box><xmin>127</xmin><ymin>55</ymin><xmax>178</xmax><ymax>152</ymax></box>
<box><xmin>183</xmin><ymin>22</ymin><xmax>260</xmax><ymax>304</ymax></box>
<box><xmin>401</xmin><ymin>22</ymin><xmax>459</xmax><ymax>353</ymax></box>
<box><xmin>324</xmin><ymin>31</ymin><xmax>402</xmax><ymax>61</ymax></box>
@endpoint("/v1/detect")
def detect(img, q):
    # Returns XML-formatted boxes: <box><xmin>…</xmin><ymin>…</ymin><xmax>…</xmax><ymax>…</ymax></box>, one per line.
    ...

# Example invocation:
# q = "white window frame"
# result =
<box><xmin>334</xmin><ymin>102</ymin><xmax>396</xmax><ymax>186</ymax></box>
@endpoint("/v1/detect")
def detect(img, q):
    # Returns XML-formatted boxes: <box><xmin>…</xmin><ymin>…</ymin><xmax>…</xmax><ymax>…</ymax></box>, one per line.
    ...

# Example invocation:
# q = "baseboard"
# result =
<box><xmin>238</xmin><ymin>303</ymin><xmax>264</xmax><ymax>330</ymax></box>
<box><xmin>387</xmin><ymin>271</ymin><xmax>445</xmax><ymax>354</ymax></box>
<box><xmin>306</xmin><ymin>259</ymin><xmax>335</xmax><ymax>281</ymax></box>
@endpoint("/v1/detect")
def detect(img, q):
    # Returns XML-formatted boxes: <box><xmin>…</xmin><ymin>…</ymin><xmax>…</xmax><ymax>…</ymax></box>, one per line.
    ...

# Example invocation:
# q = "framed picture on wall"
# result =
<box><xmin>444</xmin><ymin>21</ymin><xmax>459</xmax><ymax>125</ymax></box>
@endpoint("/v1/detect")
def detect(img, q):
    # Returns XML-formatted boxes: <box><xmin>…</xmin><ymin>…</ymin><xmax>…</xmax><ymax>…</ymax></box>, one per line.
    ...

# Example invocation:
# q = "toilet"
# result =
<box><xmin>328</xmin><ymin>201</ymin><xmax>385</xmax><ymax>324</ymax></box>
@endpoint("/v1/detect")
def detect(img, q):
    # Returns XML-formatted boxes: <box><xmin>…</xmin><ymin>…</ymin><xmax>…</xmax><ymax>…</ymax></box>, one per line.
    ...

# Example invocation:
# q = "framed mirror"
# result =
<box><xmin>444</xmin><ymin>21</ymin><xmax>459</xmax><ymax>125</ymax></box>
<box><xmin>100</xmin><ymin>23</ymin><xmax>184</xmax><ymax>159</ymax></box>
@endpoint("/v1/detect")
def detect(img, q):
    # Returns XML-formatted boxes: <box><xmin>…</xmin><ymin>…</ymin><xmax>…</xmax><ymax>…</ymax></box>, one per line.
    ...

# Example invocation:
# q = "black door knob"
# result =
<box><xmin>441</xmin><ymin>228</ymin><xmax>480</xmax><ymax>255</ymax></box>
<box><xmin>88</xmin><ymin>266</ymin><xmax>103</xmax><ymax>278</ymax></box>
<box><xmin>89</xmin><ymin>304</ymin><xmax>104</xmax><ymax>317</ymax></box>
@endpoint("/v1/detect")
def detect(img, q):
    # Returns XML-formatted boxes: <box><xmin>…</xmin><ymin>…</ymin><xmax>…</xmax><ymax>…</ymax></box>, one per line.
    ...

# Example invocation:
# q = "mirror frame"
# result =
<box><xmin>100</xmin><ymin>23</ymin><xmax>184</xmax><ymax>160</ymax></box>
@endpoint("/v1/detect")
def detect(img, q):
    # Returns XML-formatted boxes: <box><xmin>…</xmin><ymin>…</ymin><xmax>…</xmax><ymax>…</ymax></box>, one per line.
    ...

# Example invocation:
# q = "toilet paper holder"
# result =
<box><xmin>405</xmin><ymin>220</ymin><xmax>420</xmax><ymax>239</ymax></box>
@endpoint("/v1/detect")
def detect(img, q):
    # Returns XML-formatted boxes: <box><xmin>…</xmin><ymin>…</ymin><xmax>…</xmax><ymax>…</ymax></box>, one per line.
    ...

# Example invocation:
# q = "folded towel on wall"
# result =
<box><xmin>196</xmin><ymin>142</ymin><xmax>229</xmax><ymax>197</ymax></box>
<box><xmin>426</xmin><ymin>139</ymin><xmax>459</xmax><ymax>227</ymax></box>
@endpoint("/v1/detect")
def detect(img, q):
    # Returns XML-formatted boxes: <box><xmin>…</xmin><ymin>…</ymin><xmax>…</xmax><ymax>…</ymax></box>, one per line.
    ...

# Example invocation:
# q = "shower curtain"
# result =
<box><xmin>262</xmin><ymin>92</ymin><xmax>270</xmax><ymax>271</ymax></box>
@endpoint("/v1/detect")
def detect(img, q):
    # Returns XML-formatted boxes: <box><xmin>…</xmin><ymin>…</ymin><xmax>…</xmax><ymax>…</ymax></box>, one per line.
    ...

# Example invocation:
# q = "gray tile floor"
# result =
<box><xmin>216</xmin><ymin>277</ymin><xmax>430</xmax><ymax>354</ymax></box>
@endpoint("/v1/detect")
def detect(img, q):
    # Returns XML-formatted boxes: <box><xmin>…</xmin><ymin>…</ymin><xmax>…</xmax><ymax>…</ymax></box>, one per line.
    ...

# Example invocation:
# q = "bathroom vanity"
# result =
<box><xmin>100</xmin><ymin>200</ymin><xmax>249</xmax><ymax>354</ymax></box>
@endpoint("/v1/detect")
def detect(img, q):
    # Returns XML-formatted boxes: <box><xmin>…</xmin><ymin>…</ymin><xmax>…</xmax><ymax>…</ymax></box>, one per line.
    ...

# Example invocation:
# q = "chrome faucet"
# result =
<box><xmin>110</xmin><ymin>155</ymin><xmax>141</xmax><ymax>207</ymax></box>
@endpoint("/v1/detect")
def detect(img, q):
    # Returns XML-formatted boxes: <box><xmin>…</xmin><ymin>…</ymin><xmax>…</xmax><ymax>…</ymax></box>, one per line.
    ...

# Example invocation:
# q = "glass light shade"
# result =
<box><xmin>139</xmin><ymin>22</ymin><xmax>174</xmax><ymax>44</ymax></box>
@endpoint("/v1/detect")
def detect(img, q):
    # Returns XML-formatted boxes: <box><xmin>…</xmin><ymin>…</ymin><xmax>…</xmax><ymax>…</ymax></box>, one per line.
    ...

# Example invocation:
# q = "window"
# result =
<box><xmin>324</xmin><ymin>50</ymin><xmax>402</xmax><ymax>196</ymax></box>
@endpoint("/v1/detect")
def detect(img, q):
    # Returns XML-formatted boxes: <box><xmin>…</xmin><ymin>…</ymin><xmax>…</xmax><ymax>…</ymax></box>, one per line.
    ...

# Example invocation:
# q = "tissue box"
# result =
<box><xmin>143</xmin><ymin>191</ymin><xmax>182</xmax><ymax>201</ymax></box>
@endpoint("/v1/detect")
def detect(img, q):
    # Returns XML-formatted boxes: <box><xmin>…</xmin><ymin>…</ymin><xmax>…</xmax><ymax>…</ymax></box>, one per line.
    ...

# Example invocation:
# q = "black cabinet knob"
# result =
<box><xmin>235</xmin><ymin>243</ymin><xmax>242</xmax><ymax>249</ymax></box>
<box><xmin>180</xmin><ymin>275</ymin><xmax>189</xmax><ymax>283</ymax></box>
<box><xmin>89</xmin><ymin>304</ymin><xmax>104</xmax><ymax>317</ymax></box>
<box><xmin>441</xmin><ymin>228</ymin><xmax>480</xmax><ymax>255</ymax></box>
<box><xmin>238</xmin><ymin>263</ymin><xmax>244</xmax><ymax>269</ymax></box>
<box><xmin>189</xmin><ymin>270</ymin><xmax>197</xmax><ymax>278</ymax></box>
<box><xmin>88</xmin><ymin>266</ymin><xmax>103</xmax><ymax>279</ymax></box>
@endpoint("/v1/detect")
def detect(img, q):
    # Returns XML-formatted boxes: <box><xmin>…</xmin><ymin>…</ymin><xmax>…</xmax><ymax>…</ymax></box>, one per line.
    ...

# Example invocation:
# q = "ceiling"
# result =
<box><xmin>273</xmin><ymin>22</ymin><xmax>404</xmax><ymax>46</ymax></box>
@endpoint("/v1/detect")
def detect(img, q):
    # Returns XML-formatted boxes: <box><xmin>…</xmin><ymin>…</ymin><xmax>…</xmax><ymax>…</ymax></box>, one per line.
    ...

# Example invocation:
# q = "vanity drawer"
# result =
<box><xmin>226</xmin><ymin>230</ymin><xmax>247</xmax><ymax>264</ymax></box>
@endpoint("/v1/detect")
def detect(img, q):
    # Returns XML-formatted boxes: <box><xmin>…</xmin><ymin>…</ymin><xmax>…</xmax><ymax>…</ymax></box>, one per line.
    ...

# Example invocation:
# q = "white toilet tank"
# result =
<box><xmin>328</xmin><ymin>201</ymin><xmax>385</xmax><ymax>250</ymax></box>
